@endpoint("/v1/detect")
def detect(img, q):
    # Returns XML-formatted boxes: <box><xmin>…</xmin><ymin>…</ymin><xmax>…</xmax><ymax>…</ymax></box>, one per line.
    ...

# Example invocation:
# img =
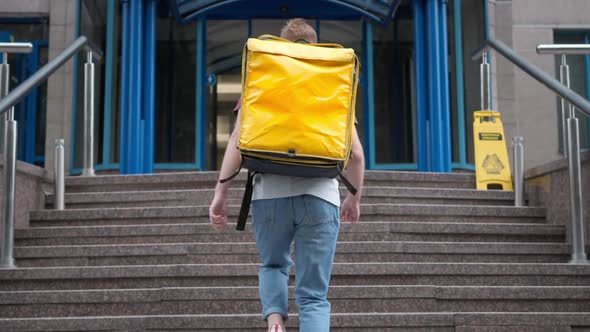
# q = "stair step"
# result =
<box><xmin>46</xmin><ymin>187</ymin><xmax>514</xmax><ymax>208</ymax></box>
<box><xmin>28</xmin><ymin>204</ymin><xmax>546</xmax><ymax>227</ymax></box>
<box><xmin>1</xmin><ymin>286</ymin><xmax>588</xmax><ymax>318</ymax></box>
<box><xmin>64</xmin><ymin>171</ymin><xmax>476</xmax><ymax>193</ymax></box>
<box><xmin>0</xmin><ymin>312</ymin><xmax>588</xmax><ymax>331</ymax></box>
<box><xmin>15</xmin><ymin>222</ymin><xmax>565</xmax><ymax>246</ymax></box>
<box><xmin>1</xmin><ymin>263</ymin><xmax>590</xmax><ymax>291</ymax></box>
<box><xmin>13</xmin><ymin>242</ymin><xmax>571</xmax><ymax>266</ymax></box>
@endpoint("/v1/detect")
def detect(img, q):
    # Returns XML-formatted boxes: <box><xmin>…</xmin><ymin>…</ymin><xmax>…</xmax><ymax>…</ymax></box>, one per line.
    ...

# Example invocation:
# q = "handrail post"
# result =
<box><xmin>82</xmin><ymin>51</ymin><xmax>95</xmax><ymax>177</ymax></box>
<box><xmin>54</xmin><ymin>139</ymin><xmax>65</xmax><ymax>210</ymax></box>
<box><xmin>0</xmin><ymin>43</ymin><xmax>33</xmax><ymax>269</ymax></box>
<box><xmin>513</xmin><ymin>137</ymin><xmax>525</xmax><ymax>207</ymax></box>
<box><xmin>567</xmin><ymin>116</ymin><xmax>588</xmax><ymax>264</ymax></box>
<box><xmin>559</xmin><ymin>54</ymin><xmax>574</xmax><ymax>157</ymax></box>
<box><xmin>480</xmin><ymin>51</ymin><xmax>491</xmax><ymax>110</ymax></box>
<box><xmin>0</xmin><ymin>54</ymin><xmax>9</xmax><ymax>151</ymax></box>
<box><xmin>0</xmin><ymin>119</ymin><xmax>17</xmax><ymax>268</ymax></box>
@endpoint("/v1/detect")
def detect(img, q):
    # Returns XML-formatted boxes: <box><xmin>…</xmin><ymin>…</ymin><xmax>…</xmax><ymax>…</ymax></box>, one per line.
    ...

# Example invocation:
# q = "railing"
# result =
<box><xmin>472</xmin><ymin>38</ymin><xmax>589</xmax><ymax>265</ymax></box>
<box><xmin>536</xmin><ymin>43</ymin><xmax>590</xmax><ymax>265</ymax></box>
<box><xmin>0</xmin><ymin>36</ymin><xmax>102</xmax><ymax>268</ymax></box>
<box><xmin>537</xmin><ymin>44</ymin><xmax>590</xmax><ymax>158</ymax></box>
<box><xmin>0</xmin><ymin>42</ymin><xmax>32</xmax><ymax>269</ymax></box>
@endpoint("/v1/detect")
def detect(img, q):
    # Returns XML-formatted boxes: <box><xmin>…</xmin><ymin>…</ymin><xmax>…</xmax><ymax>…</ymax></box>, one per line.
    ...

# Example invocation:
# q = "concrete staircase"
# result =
<box><xmin>2</xmin><ymin>171</ymin><xmax>590</xmax><ymax>331</ymax></box>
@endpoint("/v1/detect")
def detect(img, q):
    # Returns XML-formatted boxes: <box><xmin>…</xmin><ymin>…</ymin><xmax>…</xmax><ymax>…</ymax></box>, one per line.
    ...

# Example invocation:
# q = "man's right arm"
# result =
<box><xmin>209</xmin><ymin>109</ymin><xmax>242</xmax><ymax>229</ymax></box>
<box><xmin>215</xmin><ymin>110</ymin><xmax>242</xmax><ymax>195</ymax></box>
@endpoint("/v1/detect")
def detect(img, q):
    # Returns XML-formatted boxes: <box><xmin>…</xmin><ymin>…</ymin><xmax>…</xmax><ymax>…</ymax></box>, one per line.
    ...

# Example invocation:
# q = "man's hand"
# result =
<box><xmin>340</xmin><ymin>194</ymin><xmax>360</xmax><ymax>223</ymax></box>
<box><xmin>209</xmin><ymin>193</ymin><xmax>228</xmax><ymax>231</ymax></box>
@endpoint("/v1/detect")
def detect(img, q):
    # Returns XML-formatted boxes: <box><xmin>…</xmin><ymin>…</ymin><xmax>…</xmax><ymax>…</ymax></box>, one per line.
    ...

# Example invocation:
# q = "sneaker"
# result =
<box><xmin>268</xmin><ymin>324</ymin><xmax>286</xmax><ymax>332</ymax></box>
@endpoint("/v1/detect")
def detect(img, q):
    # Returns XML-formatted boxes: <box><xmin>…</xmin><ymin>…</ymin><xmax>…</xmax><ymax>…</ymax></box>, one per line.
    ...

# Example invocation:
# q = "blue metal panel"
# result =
<box><xmin>439</xmin><ymin>0</ymin><xmax>452</xmax><ymax>172</ymax></box>
<box><xmin>143</xmin><ymin>0</ymin><xmax>156</xmax><ymax>173</ymax></box>
<box><xmin>453</xmin><ymin>0</ymin><xmax>467</xmax><ymax>167</ymax></box>
<box><xmin>128</xmin><ymin>0</ymin><xmax>144</xmax><ymax>173</ymax></box>
<box><xmin>14</xmin><ymin>54</ymin><xmax>26</xmax><ymax>160</ymax></box>
<box><xmin>155</xmin><ymin>163</ymin><xmax>200</xmax><ymax>170</ymax></box>
<box><xmin>372</xmin><ymin>163</ymin><xmax>418</xmax><ymax>171</ymax></box>
<box><xmin>362</xmin><ymin>21</ymin><xmax>376</xmax><ymax>170</ymax></box>
<box><xmin>102</xmin><ymin>0</ymin><xmax>115</xmax><ymax>167</ymax></box>
<box><xmin>413</xmin><ymin>0</ymin><xmax>429</xmax><ymax>171</ymax></box>
<box><xmin>70</xmin><ymin>0</ymin><xmax>81</xmax><ymax>174</ymax></box>
<box><xmin>33</xmin><ymin>41</ymin><xmax>48</xmax><ymax>164</ymax></box>
<box><xmin>175</xmin><ymin>0</ymin><xmax>398</xmax><ymax>24</ymax></box>
<box><xmin>195</xmin><ymin>18</ymin><xmax>207</xmax><ymax>170</ymax></box>
<box><xmin>426</xmin><ymin>0</ymin><xmax>444</xmax><ymax>172</ymax></box>
<box><xmin>139</xmin><ymin>119</ymin><xmax>145</xmax><ymax>172</ymax></box>
<box><xmin>0</xmin><ymin>31</ymin><xmax>11</xmax><ymax>43</ymax></box>
<box><xmin>451</xmin><ymin>162</ymin><xmax>475</xmax><ymax>171</ymax></box>
<box><xmin>120</xmin><ymin>0</ymin><xmax>130</xmax><ymax>174</ymax></box>
<box><xmin>25</xmin><ymin>43</ymin><xmax>40</xmax><ymax>164</ymax></box>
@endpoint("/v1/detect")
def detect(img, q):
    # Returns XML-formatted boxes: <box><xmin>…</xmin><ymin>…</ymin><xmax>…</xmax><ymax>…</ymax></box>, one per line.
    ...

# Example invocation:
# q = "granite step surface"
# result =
<box><xmin>1</xmin><ymin>286</ymin><xmax>589</xmax><ymax>318</ymax></box>
<box><xmin>45</xmin><ymin>187</ymin><xmax>515</xmax><ymax>208</ymax></box>
<box><xmin>15</xmin><ymin>222</ymin><xmax>565</xmax><ymax>246</ymax></box>
<box><xmin>28</xmin><ymin>204</ymin><xmax>547</xmax><ymax>227</ymax></box>
<box><xmin>2</xmin><ymin>263</ymin><xmax>590</xmax><ymax>291</ymax></box>
<box><xmin>0</xmin><ymin>312</ymin><xmax>589</xmax><ymax>331</ymax></box>
<box><xmin>13</xmin><ymin>242</ymin><xmax>572</xmax><ymax>267</ymax></box>
<box><xmin>64</xmin><ymin>170</ymin><xmax>476</xmax><ymax>193</ymax></box>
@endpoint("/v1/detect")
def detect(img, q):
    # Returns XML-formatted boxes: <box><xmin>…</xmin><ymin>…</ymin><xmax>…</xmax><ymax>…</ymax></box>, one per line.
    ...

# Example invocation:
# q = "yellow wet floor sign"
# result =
<box><xmin>473</xmin><ymin>111</ymin><xmax>513</xmax><ymax>191</ymax></box>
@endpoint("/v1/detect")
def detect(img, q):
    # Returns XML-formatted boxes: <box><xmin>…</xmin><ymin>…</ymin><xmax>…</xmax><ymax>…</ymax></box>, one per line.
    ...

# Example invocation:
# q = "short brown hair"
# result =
<box><xmin>280</xmin><ymin>18</ymin><xmax>318</xmax><ymax>43</ymax></box>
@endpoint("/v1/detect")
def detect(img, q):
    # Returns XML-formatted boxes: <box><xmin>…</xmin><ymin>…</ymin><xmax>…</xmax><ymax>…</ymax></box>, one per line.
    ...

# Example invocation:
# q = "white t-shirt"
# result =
<box><xmin>252</xmin><ymin>173</ymin><xmax>341</xmax><ymax>207</ymax></box>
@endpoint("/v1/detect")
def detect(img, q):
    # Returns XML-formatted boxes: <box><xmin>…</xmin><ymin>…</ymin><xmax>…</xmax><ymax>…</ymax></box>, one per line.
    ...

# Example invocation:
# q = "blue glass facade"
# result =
<box><xmin>68</xmin><ymin>0</ymin><xmax>486</xmax><ymax>174</ymax></box>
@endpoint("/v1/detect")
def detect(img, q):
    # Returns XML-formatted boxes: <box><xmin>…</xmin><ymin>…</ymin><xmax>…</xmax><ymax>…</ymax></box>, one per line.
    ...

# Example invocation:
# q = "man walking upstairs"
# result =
<box><xmin>209</xmin><ymin>18</ymin><xmax>365</xmax><ymax>332</ymax></box>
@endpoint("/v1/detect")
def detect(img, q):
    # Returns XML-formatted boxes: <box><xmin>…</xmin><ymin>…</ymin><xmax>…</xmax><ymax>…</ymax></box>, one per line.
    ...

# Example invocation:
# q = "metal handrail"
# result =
<box><xmin>0</xmin><ymin>36</ymin><xmax>102</xmax><ymax>116</ymax></box>
<box><xmin>472</xmin><ymin>38</ymin><xmax>590</xmax><ymax>119</ymax></box>
<box><xmin>0</xmin><ymin>43</ymin><xmax>33</xmax><ymax>54</ymax></box>
<box><xmin>473</xmin><ymin>38</ymin><xmax>588</xmax><ymax>264</ymax></box>
<box><xmin>537</xmin><ymin>44</ymin><xmax>590</xmax><ymax>55</ymax></box>
<box><xmin>537</xmin><ymin>44</ymin><xmax>590</xmax><ymax>121</ymax></box>
<box><xmin>535</xmin><ymin>43</ymin><xmax>590</xmax><ymax>265</ymax></box>
<box><xmin>0</xmin><ymin>36</ymin><xmax>101</xmax><ymax>268</ymax></box>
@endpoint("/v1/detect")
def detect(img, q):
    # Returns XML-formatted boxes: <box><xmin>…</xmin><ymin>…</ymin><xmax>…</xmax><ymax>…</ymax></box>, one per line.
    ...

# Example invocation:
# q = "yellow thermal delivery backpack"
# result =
<box><xmin>222</xmin><ymin>35</ymin><xmax>360</xmax><ymax>230</ymax></box>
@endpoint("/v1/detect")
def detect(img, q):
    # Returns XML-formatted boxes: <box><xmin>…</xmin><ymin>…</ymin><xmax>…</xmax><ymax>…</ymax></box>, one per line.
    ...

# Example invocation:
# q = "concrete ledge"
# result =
<box><xmin>0</xmin><ymin>158</ymin><xmax>52</xmax><ymax>228</ymax></box>
<box><xmin>525</xmin><ymin>150</ymin><xmax>590</xmax><ymax>179</ymax></box>
<box><xmin>524</xmin><ymin>150</ymin><xmax>590</xmax><ymax>244</ymax></box>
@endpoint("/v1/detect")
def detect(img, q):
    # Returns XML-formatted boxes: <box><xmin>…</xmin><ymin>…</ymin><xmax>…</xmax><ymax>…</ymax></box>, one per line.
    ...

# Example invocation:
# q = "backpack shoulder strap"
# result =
<box><xmin>236</xmin><ymin>171</ymin><xmax>256</xmax><ymax>231</ymax></box>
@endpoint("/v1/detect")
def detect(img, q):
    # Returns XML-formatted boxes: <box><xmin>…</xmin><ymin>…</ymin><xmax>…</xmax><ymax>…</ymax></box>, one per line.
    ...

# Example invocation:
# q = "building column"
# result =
<box><xmin>414</xmin><ymin>0</ymin><xmax>452</xmax><ymax>172</ymax></box>
<box><xmin>142</xmin><ymin>0</ymin><xmax>156</xmax><ymax>173</ymax></box>
<box><xmin>120</xmin><ymin>0</ymin><xmax>156</xmax><ymax>174</ymax></box>
<box><xmin>413</xmin><ymin>0</ymin><xmax>430</xmax><ymax>171</ymax></box>
<box><xmin>195</xmin><ymin>18</ymin><xmax>207</xmax><ymax>171</ymax></box>
<box><xmin>362</xmin><ymin>20</ymin><xmax>376</xmax><ymax>170</ymax></box>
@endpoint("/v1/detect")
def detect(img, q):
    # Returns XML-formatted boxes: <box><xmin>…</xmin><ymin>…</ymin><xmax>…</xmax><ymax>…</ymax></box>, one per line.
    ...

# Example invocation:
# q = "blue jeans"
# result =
<box><xmin>252</xmin><ymin>195</ymin><xmax>340</xmax><ymax>332</ymax></box>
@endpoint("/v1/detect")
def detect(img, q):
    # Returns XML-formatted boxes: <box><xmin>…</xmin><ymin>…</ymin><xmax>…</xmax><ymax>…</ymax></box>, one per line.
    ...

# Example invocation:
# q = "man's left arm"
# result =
<box><xmin>341</xmin><ymin>126</ymin><xmax>365</xmax><ymax>223</ymax></box>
